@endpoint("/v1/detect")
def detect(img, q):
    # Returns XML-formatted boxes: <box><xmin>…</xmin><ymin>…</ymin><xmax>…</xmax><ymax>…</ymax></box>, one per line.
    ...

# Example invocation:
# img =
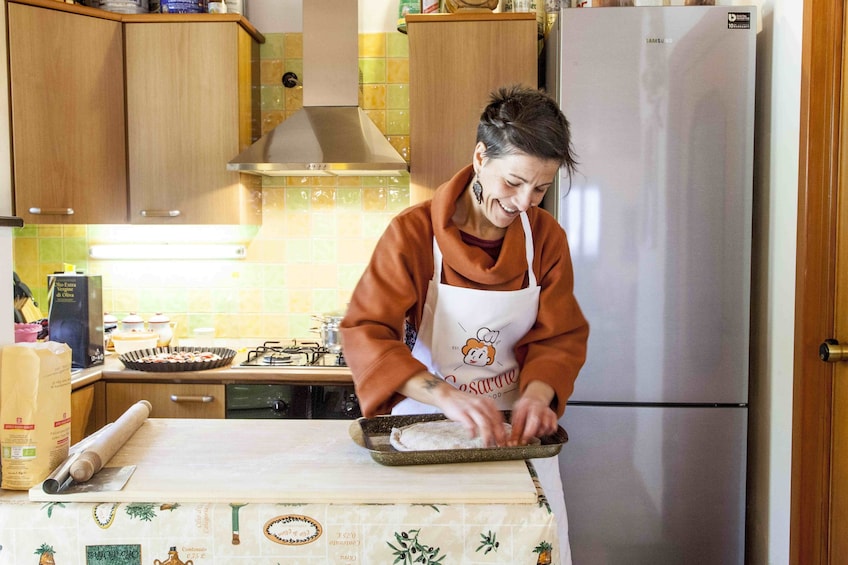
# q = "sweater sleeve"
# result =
<box><xmin>340</xmin><ymin>206</ymin><xmax>434</xmax><ymax>417</ymax></box>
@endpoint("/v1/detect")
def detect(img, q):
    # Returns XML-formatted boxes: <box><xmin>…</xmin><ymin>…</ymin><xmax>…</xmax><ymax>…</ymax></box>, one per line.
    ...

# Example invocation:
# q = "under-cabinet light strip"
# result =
<box><xmin>89</xmin><ymin>244</ymin><xmax>247</xmax><ymax>260</ymax></box>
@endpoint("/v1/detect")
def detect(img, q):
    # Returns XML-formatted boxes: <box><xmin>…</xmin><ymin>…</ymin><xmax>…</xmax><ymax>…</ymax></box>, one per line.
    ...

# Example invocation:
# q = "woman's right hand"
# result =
<box><xmin>398</xmin><ymin>371</ymin><xmax>508</xmax><ymax>447</ymax></box>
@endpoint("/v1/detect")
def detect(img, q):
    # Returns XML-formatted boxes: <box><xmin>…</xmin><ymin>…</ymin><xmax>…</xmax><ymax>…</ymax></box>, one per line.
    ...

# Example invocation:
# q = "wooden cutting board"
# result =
<box><xmin>29</xmin><ymin>419</ymin><xmax>539</xmax><ymax>505</ymax></box>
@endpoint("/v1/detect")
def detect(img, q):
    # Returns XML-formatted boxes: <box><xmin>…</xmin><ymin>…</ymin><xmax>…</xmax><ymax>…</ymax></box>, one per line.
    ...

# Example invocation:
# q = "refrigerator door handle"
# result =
<box><xmin>820</xmin><ymin>338</ymin><xmax>848</xmax><ymax>362</ymax></box>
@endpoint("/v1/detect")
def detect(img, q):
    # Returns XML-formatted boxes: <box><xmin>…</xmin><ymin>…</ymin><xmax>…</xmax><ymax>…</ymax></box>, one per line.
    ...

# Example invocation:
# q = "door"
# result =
<box><xmin>7</xmin><ymin>4</ymin><xmax>127</xmax><ymax>224</ymax></box>
<box><xmin>558</xmin><ymin>7</ymin><xmax>755</xmax><ymax>405</ymax></box>
<box><xmin>791</xmin><ymin>0</ymin><xmax>848</xmax><ymax>562</ymax></box>
<box><xmin>561</xmin><ymin>405</ymin><xmax>747</xmax><ymax>564</ymax></box>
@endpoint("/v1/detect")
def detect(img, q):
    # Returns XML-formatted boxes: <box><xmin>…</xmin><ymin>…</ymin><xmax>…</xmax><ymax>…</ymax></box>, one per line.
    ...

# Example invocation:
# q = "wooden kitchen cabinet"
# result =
<box><xmin>124</xmin><ymin>20</ymin><xmax>262</xmax><ymax>224</ymax></box>
<box><xmin>106</xmin><ymin>382</ymin><xmax>225</xmax><ymax>419</ymax></box>
<box><xmin>7</xmin><ymin>2</ymin><xmax>128</xmax><ymax>224</ymax></box>
<box><xmin>71</xmin><ymin>381</ymin><xmax>106</xmax><ymax>443</ymax></box>
<box><xmin>407</xmin><ymin>13</ymin><xmax>538</xmax><ymax>203</ymax></box>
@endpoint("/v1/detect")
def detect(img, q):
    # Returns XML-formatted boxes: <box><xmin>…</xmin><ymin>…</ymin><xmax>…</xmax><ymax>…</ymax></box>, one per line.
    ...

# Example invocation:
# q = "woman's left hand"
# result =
<box><xmin>509</xmin><ymin>381</ymin><xmax>559</xmax><ymax>445</ymax></box>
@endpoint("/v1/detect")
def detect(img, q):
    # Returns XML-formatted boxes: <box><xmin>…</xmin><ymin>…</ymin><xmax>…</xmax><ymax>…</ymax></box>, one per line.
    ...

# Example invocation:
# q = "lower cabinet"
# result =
<box><xmin>106</xmin><ymin>382</ymin><xmax>225</xmax><ymax>420</ymax></box>
<box><xmin>71</xmin><ymin>382</ymin><xmax>105</xmax><ymax>443</ymax></box>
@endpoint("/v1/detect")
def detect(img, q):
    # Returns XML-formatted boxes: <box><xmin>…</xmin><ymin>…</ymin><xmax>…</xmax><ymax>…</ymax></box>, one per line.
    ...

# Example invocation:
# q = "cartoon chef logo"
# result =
<box><xmin>461</xmin><ymin>327</ymin><xmax>499</xmax><ymax>366</ymax></box>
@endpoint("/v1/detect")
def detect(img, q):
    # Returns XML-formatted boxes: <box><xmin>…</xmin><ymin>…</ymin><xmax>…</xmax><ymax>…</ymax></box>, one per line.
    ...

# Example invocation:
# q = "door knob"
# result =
<box><xmin>819</xmin><ymin>338</ymin><xmax>848</xmax><ymax>362</ymax></box>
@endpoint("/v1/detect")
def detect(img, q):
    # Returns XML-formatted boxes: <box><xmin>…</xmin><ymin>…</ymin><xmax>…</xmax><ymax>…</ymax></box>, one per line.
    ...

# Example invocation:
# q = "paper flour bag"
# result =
<box><xmin>0</xmin><ymin>342</ymin><xmax>72</xmax><ymax>490</ymax></box>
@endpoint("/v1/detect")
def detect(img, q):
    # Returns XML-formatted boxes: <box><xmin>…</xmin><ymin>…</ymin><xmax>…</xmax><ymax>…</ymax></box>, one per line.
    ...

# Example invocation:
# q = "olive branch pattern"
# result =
<box><xmin>387</xmin><ymin>528</ymin><xmax>446</xmax><ymax>564</ymax></box>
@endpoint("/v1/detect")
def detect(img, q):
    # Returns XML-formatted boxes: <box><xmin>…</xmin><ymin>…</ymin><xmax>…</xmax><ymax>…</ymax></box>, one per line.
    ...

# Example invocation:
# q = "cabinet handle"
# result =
<box><xmin>169</xmin><ymin>394</ymin><xmax>214</xmax><ymax>403</ymax></box>
<box><xmin>140</xmin><ymin>209</ymin><xmax>181</xmax><ymax>217</ymax></box>
<box><xmin>29</xmin><ymin>207</ymin><xmax>74</xmax><ymax>216</ymax></box>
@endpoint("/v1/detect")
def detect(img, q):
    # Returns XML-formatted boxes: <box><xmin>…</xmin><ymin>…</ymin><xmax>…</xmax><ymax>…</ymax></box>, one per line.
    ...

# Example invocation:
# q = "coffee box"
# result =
<box><xmin>47</xmin><ymin>275</ymin><xmax>105</xmax><ymax>369</ymax></box>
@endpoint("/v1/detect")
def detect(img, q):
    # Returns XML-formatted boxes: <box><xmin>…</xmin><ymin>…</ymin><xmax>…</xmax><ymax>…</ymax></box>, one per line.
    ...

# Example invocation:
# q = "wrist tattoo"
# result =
<box><xmin>421</xmin><ymin>376</ymin><xmax>443</xmax><ymax>392</ymax></box>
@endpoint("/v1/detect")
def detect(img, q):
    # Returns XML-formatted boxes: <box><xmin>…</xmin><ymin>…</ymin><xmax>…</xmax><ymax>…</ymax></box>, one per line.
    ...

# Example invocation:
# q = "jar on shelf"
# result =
<box><xmin>148</xmin><ymin>313</ymin><xmax>175</xmax><ymax>347</ymax></box>
<box><xmin>120</xmin><ymin>313</ymin><xmax>145</xmax><ymax>332</ymax></box>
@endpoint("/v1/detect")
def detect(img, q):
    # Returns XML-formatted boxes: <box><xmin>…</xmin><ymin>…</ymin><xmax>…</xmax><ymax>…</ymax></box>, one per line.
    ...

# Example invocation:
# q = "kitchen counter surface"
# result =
<box><xmin>0</xmin><ymin>419</ymin><xmax>562</xmax><ymax>563</ymax></box>
<box><xmin>29</xmin><ymin>418</ymin><xmax>539</xmax><ymax>505</ymax></box>
<box><xmin>72</xmin><ymin>351</ymin><xmax>353</xmax><ymax>390</ymax></box>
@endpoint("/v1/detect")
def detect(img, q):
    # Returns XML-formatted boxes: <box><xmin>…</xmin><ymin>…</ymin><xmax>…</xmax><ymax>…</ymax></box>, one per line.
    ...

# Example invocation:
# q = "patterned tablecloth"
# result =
<box><xmin>0</xmin><ymin>462</ymin><xmax>558</xmax><ymax>564</ymax></box>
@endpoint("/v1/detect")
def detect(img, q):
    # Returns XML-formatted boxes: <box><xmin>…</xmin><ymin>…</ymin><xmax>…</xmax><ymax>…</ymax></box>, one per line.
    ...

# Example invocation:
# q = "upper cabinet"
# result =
<box><xmin>124</xmin><ymin>20</ymin><xmax>261</xmax><ymax>224</ymax></box>
<box><xmin>7</xmin><ymin>3</ymin><xmax>128</xmax><ymax>224</ymax></box>
<box><xmin>6</xmin><ymin>0</ymin><xmax>263</xmax><ymax>225</ymax></box>
<box><xmin>407</xmin><ymin>13</ymin><xmax>538</xmax><ymax>203</ymax></box>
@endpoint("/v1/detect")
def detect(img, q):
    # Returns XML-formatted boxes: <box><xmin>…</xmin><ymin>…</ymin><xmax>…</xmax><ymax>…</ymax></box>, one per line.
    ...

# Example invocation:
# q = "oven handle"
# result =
<box><xmin>170</xmin><ymin>394</ymin><xmax>215</xmax><ymax>404</ymax></box>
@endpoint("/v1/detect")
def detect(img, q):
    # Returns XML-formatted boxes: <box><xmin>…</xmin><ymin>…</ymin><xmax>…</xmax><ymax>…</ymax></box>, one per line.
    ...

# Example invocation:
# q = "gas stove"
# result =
<box><xmin>234</xmin><ymin>340</ymin><xmax>346</xmax><ymax>369</ymax></box>
<box><xmin>227</xmin><ymin>340</ymin><xmax>358</xmax><ymax>420</ymax></box>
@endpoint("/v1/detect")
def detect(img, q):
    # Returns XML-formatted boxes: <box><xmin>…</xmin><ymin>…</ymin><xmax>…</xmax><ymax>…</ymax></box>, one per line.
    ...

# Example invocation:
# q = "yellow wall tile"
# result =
<box><xmin>359</xmin><ymin>32</ymin><xmax>386</xmax><ymax>57</ymax></box>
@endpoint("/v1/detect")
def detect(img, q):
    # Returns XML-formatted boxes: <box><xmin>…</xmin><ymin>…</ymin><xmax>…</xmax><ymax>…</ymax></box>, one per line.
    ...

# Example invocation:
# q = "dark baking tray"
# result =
<box><xmin>119</xmin><ymin>347</ymin><xmax>237</xmax><ymax>372</ymax></box>
<box><xmin>349</xmin><ymin>411</ymin><xmax>568</xmax><ymax>466</ymax></box>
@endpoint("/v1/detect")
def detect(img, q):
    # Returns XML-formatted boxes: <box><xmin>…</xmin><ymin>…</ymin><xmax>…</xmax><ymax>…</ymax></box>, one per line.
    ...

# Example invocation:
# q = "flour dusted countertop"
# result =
<box><xmin>29</xmin><ymin>419</ymin><xmax>539</xmax><ymax>505</ymax></box>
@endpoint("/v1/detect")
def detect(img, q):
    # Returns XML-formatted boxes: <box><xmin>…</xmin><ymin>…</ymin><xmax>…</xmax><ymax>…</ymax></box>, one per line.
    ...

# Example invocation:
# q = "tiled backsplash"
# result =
<box><xmin>11</xmin><ymin>32</ymin><xmax>411</xmax><ymax>341</ymax></box>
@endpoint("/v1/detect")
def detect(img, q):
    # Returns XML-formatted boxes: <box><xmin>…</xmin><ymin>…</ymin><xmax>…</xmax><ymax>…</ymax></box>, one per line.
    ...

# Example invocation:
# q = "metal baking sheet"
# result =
<box><xmin>350</xmin><ymin>411</ymin><xmax>568</xmax><ymax>466</ymax></box>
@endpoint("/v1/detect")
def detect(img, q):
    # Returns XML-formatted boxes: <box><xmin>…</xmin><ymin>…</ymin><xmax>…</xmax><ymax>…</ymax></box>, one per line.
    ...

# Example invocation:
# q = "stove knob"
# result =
<box><xmin>271</xmin><ymin>399</ymin><xmax>289</xmax><ymax>414</ymax></box>
<box><xmin>343</xmin><ymin>397</ymin><xmax>360</xmax><ymax>417</ymax></box>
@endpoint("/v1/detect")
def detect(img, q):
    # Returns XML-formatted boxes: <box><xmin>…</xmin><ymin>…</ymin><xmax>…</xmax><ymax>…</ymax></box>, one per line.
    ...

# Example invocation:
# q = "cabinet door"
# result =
<box><xmin>125</xmin><ymin>22</ymin><xmax>261</xmax><ymax>225</ymax></box>
<box><xmin>71</xmin><ymin>384</ymin><xmax>97</xmax><ymax>443</ymax></box>
<box><xmin>107</xmin><ymin>382</ymin><xmax>225</xmax><ymax>419</ymax></box>
<box><xmin>407</xmin><ymin>14</ymin><xmax>537</xmax><ymax>203</ymax></box>
<box><xmin>7</xmin><ymin>4</ymin><xmax>128</xmax><ymax>224</ymax></box>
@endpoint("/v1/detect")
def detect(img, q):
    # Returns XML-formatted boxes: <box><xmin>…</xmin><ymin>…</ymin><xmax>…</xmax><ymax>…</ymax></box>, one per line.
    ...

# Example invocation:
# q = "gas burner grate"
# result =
<box><xmin>241</xmin><ymin>340</ymin><xmax>345</xmax><ymax>367</ymax></box>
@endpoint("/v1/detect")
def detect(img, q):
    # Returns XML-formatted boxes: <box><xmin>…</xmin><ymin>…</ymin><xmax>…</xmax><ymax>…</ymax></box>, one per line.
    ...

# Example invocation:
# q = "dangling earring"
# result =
<box><xmin>472</xmin><ymin>178</ymin><xmax>483</xmax><ymax>204</ymax></box>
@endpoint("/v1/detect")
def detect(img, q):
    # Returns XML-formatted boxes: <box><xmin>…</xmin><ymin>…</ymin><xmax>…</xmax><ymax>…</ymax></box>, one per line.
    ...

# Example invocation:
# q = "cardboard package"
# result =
<box><xmin>47</xmin><ymin>274</ymin><xmax>104</xmax><ymax>369</ymax></box>
<box><xmin>0</xmin><ymin>342</ymin><xmax>72</xmax><ymax>490</ymax></box>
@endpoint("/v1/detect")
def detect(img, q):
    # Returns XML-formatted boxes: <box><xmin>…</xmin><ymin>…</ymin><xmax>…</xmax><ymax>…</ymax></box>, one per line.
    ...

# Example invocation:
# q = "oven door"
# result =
<box><xmin>311</xmin><ymin>385</ymin><xmax>361</xmax><ymax>419</ymax></box>
<box><xmin>225</xmin><ymin>384</ymin><xmax>310</xmax><ymax>419</ymax></box>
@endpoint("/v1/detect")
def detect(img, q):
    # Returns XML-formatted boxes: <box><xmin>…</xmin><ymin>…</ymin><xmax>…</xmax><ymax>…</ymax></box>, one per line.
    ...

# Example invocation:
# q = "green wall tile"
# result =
<box><xmin>38</xmin><ymin>238</ymin><xmax>63</xmax><ymax>263</ymax></box>
<box><xmin>312</xmin><ymin>288</ymin><xmax>339</xmax><ymax>314</ymax></box>
<box><xmin>261</xmin><ymin>84</ymin><xmax>285</xmax><ymax>111</ymax></box>
<box><xmin>312</xmin><ymin>239</ymin><xmax>337</xmax><ymax>263</ymax></box>
<box><xmin>387</xmin><ymin>32</ymin><xmax>409</xmax><ymax>58</ymax></box>
<box><xmin>386</xmin><ymin>109</ymin><xmax>409</xmax><ymax>135</ymax></box>
<box><xmin>260</xmin><ymin>33</ymin><xmax>285</xmax><ymax>59</ymax></box>
<box><xmin>285</xmin><ymin>188</ymin><xmax>311</xmax><ymax>211</ymax></box>
<box><xmin>336</xmin><ymin>188</ymin><xmax>362</xmax><ymax>209</ymax></box>
<box><xmin>387</xmin><ymin>84</ymin><xmax>409</xmax><ymax>109</ymax></box>
<box><xmin>359</xmin><ymin>59</ymin><xmax>387</xmax><ymax>84</ymax></box>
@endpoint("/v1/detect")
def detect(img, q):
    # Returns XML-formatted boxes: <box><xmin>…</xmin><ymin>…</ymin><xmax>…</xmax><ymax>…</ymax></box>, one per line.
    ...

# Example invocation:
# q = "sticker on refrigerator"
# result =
<box><xmin>727</xmin><ymin>12</ymin><xmax>751</xmax><ymax>29</ymax></box>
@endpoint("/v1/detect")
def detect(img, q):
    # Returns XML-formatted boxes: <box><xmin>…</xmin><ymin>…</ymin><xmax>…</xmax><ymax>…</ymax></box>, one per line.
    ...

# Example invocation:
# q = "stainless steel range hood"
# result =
<box><xmin>228</xmin><ymin>0</ymin><xmax>409</xmax><ymax>177</ymax></box>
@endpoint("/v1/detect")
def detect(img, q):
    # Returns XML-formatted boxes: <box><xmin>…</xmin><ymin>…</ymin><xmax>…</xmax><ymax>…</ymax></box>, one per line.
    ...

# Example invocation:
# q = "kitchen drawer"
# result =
<box><xmin>106</xmin><ymin>382</ymin><xmax>225</xmax><ymax>420</ymax></box>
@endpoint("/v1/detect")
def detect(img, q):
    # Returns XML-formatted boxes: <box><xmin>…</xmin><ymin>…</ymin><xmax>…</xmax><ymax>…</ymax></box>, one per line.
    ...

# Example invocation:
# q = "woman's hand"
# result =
<box><xmin>509</xmin><ymin>381</ymin><xmax>559</xmax><ymax>446</ymax></box>
<box><xmin>398</xmin><ymin>371</ymin><xmax>508</xmax><ymax>447</ymax></box>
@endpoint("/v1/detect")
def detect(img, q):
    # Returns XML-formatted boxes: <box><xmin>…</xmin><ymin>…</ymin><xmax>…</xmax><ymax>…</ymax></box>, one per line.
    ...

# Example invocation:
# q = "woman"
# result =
<box><xmin>340</xmin><ymin>85</ymin><xmax>589</xmax><ymax>564</ymax></box>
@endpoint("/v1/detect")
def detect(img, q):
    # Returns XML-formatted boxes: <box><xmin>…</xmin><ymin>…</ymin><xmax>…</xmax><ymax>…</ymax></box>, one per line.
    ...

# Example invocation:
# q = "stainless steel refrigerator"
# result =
<box><xmin>545</xmin><ymin>6</ymin><xmax>755</xmax><ymax>564</ymax></box>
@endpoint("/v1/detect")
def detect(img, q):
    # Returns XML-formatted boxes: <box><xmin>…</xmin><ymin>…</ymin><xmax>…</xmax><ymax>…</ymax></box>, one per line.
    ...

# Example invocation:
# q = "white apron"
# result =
<box><xmin>393</xmin><ymin>212</ymin><xmax>572</xmax><ymax>565</ymax></box>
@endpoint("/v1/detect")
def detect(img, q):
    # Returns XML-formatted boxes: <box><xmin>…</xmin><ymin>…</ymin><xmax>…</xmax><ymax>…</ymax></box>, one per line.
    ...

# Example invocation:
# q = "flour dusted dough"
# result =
<box><xmin>389</xmin><ymin>420</ymin><xmax>539</xmax><ymax>451</ymax></box>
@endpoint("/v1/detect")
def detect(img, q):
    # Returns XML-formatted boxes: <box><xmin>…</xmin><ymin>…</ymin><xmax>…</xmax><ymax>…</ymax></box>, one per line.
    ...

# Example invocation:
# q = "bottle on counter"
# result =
<box><xmin>225</xmin><ymin>0</ymin><xmax>244</xmax><ymax>14</ymax></box>
<box><xmin>207</xmin><ymin>0</ymin><xmax>227</xmax><ymax>13</ymax></box>
<box><xmin>103</xmin><ymin>312</ymin><xmax>118</xmax><ymax>350</ymax></box>
<box><xmin>160</xmin><ymin>0</ymin><xmax>205</xmax><ymax>13</ymax></box>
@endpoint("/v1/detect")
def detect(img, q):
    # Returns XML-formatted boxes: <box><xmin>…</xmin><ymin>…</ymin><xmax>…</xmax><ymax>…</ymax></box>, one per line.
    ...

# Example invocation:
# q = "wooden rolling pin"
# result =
<box><xmin>70</xmin><ymin>400</ymin><xmax>152</xmax><ymax>483</ymax></box>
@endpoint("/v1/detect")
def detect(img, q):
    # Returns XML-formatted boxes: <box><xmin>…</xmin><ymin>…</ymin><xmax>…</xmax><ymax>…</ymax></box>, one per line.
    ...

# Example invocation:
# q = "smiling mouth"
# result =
<box><xmin>498</xmin><ymin>200</ymin><xmax>518</xmax><ymax>214</ymax></box>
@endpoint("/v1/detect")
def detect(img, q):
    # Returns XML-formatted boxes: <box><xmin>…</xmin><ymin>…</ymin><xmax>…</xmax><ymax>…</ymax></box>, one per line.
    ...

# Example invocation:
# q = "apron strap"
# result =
<box><xmin>520</xmin><ymin>212</ymin><xmax>537</xmax><ymax>287</ymax></box>
<box><xmin>433</xmin><ymin>212</ymin><xmax>537</xmax><ymax>287</ymax></box>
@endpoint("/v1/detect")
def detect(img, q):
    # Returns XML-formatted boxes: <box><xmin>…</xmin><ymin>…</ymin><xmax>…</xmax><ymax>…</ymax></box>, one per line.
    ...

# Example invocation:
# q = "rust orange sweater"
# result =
<box><xmin>340</xmin><ymin>165</ymin><xmax>589</xmax><ymax>417</ymax></box>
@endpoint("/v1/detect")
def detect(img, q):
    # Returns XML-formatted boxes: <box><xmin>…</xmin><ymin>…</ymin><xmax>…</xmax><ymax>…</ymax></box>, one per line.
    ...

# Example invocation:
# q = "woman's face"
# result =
<box><xmin>473</xmin><ymin>143</ymin><xmax>560</xmax><ymax>231</ymax></box>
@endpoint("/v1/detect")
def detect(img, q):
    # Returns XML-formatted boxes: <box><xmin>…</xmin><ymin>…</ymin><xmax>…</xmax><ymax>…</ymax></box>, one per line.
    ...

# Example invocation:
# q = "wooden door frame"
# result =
<box><xmin>791</xmin><ymin>0</ymin><xmax>844</xmax><ymax>562</ymax></box>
